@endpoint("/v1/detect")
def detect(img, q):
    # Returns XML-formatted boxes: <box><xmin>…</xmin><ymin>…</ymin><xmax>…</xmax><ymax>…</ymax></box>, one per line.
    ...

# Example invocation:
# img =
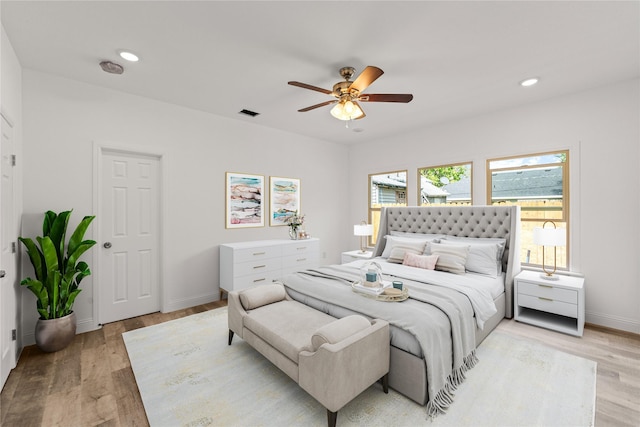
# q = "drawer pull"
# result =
<box><xmin>538</xmin><ymin>284</ymin><xmax>553</xmax><ymax>289</ymax></box>
<box><xmin>538</xmin><ymin>297</ymin><xmax>553</xmax><ymax>302</ymax></box>
<box><xmin>253</xmin><ymin>265</ymin><xmax>266</xmax><ymax>269</ymax></box>
<box><xmin>297</xmin><ymin>258</ymin><xmax>307</xmax><ymax>262</ymax></box>
<box><xmin>252</xmin><ymin>252</ymin><xmax>266</xmax><ymax>256</ymax></box>
<box><xmin>296</xmin><ymin>247</ymin><xmax>307</xmax><ymax>250</ymax></box>
<box><xmin>253</xmin><ymin>278</ymin><xmax>266</xmax><ymax>283</ymax></box>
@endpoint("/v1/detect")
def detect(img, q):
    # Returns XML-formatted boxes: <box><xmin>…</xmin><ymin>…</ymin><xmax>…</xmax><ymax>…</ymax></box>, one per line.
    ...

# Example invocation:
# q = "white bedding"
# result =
<box><xmin>343</xmin><ymin>257</ymin><xmax>502</xmax><ymax>329</ymax></box>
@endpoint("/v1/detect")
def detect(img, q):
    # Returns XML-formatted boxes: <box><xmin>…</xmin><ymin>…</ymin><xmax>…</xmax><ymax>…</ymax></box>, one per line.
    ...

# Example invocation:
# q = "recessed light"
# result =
<box><xmin>119</xmin><ymin>51</ymin><xmax>139</xmax><ymax>62</ymax></box>
<box><xmin>520</xmin><ymin>77</ymin><xmax>539</xmax><ymax>87</ymax></box>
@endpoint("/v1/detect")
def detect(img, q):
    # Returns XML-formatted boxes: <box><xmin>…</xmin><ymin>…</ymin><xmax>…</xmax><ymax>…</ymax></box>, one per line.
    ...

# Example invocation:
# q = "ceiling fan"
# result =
<box><xmin>288</xmin><ymin>66</ymin><xmax>413</xmax><ymax>121</ymax></box>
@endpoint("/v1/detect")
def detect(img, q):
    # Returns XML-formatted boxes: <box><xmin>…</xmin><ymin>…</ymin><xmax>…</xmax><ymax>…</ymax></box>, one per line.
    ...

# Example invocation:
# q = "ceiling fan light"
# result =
<box><xmin>330</xmin><ymin>100</ymin><xmax>364</xmax><ymax>121</ymax></box>
<box><xmin>330</xmin><ymin>102</ymin><xmax>344</xmax><ymax>119</ymax></box>
<box><xmin>344</xmin><ymin>100</ymin><xmax>355</xmax><ymax>114</ymax></box>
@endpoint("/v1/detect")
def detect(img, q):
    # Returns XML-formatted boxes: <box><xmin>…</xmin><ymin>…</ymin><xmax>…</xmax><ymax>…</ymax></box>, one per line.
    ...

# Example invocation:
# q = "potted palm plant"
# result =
<box><xmin>19</xmin><ymin>210</ymin><xmax>96</xmax><ymax>352</ymax></box>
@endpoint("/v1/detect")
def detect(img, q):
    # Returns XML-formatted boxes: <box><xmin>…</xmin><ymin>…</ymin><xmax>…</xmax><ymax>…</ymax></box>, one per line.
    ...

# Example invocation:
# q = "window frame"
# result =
<box><xmin>486</xmin><ymin>150</ymin><xmax>570</xmax><ymax>269</ymax></box>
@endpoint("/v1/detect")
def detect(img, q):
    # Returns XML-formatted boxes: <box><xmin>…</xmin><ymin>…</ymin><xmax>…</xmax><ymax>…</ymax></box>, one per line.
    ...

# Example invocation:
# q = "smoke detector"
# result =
<box><xmin>100</xmin><ymin>61</ymin><xmax>124</xmax><ymax>75</ymax></box>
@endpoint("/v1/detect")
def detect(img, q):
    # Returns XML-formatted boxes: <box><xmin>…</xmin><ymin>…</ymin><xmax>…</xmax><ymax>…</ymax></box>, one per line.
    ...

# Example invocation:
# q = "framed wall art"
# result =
<box><xmin>225</xmin><ymin>172</ymin><xmax>264</xmax><ymax>228</ymax></box>
<box><xmin>269</xmin><ymin>176</ymin><xmax>300</xmax><ymax>226</ymax></box>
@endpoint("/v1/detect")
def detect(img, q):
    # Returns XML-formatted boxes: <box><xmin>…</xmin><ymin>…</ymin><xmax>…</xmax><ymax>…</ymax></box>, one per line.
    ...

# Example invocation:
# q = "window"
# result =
<box><xmin>487</xmin><ymin>151</ymin><xmax>569</xmax><ymax>269</ymax></box>
<box><xmin>417</xmin><ymin>162</ymin><xmax>472</xmax><ymax>206</ymax></box>
<box><xmin>369</xmin><ymin>170</ymin><xmax>408</xmax><ymax>245</ymax></box>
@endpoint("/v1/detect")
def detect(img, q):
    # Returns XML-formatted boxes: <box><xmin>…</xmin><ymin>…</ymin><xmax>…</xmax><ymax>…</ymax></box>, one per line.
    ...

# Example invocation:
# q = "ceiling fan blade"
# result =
<box><xmin>359</xmin><ymin>93</ymin><xmax>414</xmax><ymax>103</ymax></box>
<box><xmin>288</xmin><ymin>81</ymin><xmax>332</xmax><ymax>95</ymax></box>
<box><xmin>298</xmin><ymin>100</ymin><xmax>337</xmax><ymax>112</ymax></box>
<box><xmin>349</xmin><ymin>66</ymin><xmax>384</xmax><ymax>93</ymax></box>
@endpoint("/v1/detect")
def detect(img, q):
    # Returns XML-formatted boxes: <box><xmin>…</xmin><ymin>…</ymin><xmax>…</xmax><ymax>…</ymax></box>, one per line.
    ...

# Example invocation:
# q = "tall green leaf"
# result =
<box><xmin>47</xmin><ymin>210</ymin><xmax>71</xmax><ymax>270</ymax></box>
<box><xmin>18</xmin><ymin>237</ymin><xmax>45</xmax><ymax>282</ymax></box>
<box><xmin>43</xmin><ymin>211</ymin><xmax>57</xmax><ymax>236</ymax></box>
<box><xmin>67</xmin><ymin>215</ymin><xmax>95</xmax><ymax>257</ymax></box>
<box><xmin>21</xmin><ymin>278</ymin><xmax>50</xmax><ymax>319</ymax></box>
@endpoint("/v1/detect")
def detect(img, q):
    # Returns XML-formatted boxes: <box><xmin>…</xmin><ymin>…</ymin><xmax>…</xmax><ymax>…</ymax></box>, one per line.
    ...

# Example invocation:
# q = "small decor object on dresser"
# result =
<box><xmin>514</xmin><ymin>270</ymin><xmax>585</xmax><ymax>336</ymax></box>
<box><xmin>225</xmin><ymin>172</ymin><xmax>264</xmax><ymax>228</ymax></box>
<box><xmin>286</xmin><ymin>211</ymin><xmax>305</xmax><ymax>240</ymax></box>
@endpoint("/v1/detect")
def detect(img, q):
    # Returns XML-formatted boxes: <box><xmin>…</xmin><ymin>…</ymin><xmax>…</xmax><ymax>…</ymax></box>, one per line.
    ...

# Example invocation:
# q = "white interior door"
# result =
<box><xmin>99</xmin><ymin>150</ymin><xmax>161</xmax><ymax>324</ymax></box>
<box><xmin>1</xmin><ymin>114</ymin><xmax>17</xmax><ymax>390</ymax></box>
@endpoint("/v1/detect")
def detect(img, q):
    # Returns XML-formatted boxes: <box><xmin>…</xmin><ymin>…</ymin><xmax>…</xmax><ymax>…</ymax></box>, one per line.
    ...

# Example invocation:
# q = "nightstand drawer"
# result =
<box><xmin>518</xmin><ymin>294</ymin><xmax>578</xmax><ymax>318</ymax></box>
<box><xmin>518</xmin><ymin>281</ymin><xmax>577</xmax><ymax>304</ymax></box>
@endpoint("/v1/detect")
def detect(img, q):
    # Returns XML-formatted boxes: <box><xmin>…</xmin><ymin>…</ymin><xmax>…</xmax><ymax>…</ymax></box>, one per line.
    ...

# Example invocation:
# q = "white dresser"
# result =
<box><xmin>219</xmin><ymin>238</ymin><xmax>320</xmax><ymax>293</ymax></box>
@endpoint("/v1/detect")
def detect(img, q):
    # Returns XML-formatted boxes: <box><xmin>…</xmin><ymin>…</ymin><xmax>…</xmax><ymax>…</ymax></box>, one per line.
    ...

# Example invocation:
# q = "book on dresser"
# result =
<box><xmin>219</xmin><ymin>238</ymin><xmax>320</xmax><ymax>293</ymax></box>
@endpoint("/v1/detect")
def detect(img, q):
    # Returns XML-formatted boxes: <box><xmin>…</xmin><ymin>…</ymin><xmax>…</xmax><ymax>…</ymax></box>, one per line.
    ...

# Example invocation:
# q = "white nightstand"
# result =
<box><xmin>514</xmin><ymin>270</ymin><xmax>585</xmax><ymax>337</ymax></box>
<box><xmin>341</xmin><ymin>250</ymin><xmax>373</xmax><ymax>264</ymax></box>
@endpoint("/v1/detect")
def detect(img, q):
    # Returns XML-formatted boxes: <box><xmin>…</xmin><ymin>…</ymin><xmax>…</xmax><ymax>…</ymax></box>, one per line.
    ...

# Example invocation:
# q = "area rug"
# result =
<box><xmin>123</xmin><ymin>307</ymin><xmax>596</xmax><ymax>427</ymax></box>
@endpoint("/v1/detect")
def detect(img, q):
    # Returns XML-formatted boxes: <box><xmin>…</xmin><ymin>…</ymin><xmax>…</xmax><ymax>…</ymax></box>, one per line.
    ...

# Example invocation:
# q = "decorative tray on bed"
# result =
<box><xmin>351</xmin><ymin>282</ymin><xmax>409</xmax><ymax>302</ymax></box>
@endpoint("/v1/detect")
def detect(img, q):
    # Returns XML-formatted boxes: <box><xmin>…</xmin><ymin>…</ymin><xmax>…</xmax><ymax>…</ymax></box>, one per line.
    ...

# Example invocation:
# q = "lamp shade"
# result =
<box><xmin>533</xmin><ymin>227</ymin><xmax>566</xmax><ymax>247</ymax></box>
<box><xmin>354</xmin><ymin>224</ymin><xmax>374</xmax><ymax>237</ymax></box>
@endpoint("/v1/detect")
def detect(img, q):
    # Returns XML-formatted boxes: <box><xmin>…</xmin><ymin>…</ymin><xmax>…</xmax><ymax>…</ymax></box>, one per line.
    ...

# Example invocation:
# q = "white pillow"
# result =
<box><xmin>381</xmin><ymin>235</ymin><xmax>429</xmax><ymax>259</ymax></box>
<box><xmin>386</xmin><ymin>240</ymin><xmax>428</xmax><ymax>263</ymax></box>
<box><xmin>441</xmin><ymin>236</ymin><xmax>506</xmax><ymax>274</ymax></box>
<box><xmin>427</xmin><ymin>242</ymin><xmax>470</xmax><ymax>274</ymax></box>
<box><xmin>439</xmin><ymin>241</ymin><xmax>501</xmax><ymax>277</ymax></box>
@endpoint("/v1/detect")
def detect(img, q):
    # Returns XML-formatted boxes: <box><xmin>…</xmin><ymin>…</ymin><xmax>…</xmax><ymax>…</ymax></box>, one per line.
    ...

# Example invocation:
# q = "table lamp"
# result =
<box><xmin>353</xmin><ymin>221</ymin><xmax>374</xmax><ymax>253</ymax></box>
<box><xmin>533</xmin><ymin>220</ymin><xmax>566</xmax><ymax>280</ymax></box>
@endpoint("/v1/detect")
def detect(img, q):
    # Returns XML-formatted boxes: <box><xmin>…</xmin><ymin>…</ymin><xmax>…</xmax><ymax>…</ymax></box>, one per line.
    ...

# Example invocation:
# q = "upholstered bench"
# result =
<box><xmin>228</xmin><ymin>283</ymin><xmax>390</xmax><ymax>427</ymax></box>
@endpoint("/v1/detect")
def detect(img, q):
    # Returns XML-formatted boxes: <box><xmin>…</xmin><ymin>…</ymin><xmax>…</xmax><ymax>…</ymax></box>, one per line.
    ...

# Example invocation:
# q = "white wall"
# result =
<box><xmin>21</xmin><ymin>70</ymin><xmax>350</xmax><ymax>343</ymax></box>
<box><xmin>348</xmin><ymin>79</ymin><xmax>640</xmax><ymax>333</ymax></box>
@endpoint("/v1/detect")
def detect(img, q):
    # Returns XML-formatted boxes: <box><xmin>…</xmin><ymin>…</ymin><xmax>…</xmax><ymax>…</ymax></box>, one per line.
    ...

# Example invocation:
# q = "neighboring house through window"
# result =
<box><xmin>418</xmin><ymin>162</ymin><xmax>473</xmax><ymax>206</ymax></box>
<box><xmin>369</xmin><ymin>170</ymin><xmax>408</xmax><ymax>245</ymax></box>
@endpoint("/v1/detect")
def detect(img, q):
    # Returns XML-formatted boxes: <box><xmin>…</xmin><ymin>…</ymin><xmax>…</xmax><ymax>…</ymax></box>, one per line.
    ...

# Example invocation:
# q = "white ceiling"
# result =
<box><xmin>2</xmin><ymin>1</ymin><xmax>639</xmax><ymax>145</ymax></box>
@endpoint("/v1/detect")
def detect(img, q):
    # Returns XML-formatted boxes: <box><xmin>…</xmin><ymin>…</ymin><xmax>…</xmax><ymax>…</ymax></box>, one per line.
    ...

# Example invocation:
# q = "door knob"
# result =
<box><xmin>103</xmin><ymin>242</ymin><xmax>112</xmax><ymax>249</ymax></box>
<box><xmin>0</xmin><ymin>270</ymin><xmax>5</xmax><ymax>278</ymax></box>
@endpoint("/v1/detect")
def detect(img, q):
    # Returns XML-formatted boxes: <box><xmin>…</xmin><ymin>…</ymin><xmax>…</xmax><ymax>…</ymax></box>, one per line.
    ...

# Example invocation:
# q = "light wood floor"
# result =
<box><xmin>1</xmin><ymin>300</ymin><xmax>638</xmax><ymax>427</ymax></box>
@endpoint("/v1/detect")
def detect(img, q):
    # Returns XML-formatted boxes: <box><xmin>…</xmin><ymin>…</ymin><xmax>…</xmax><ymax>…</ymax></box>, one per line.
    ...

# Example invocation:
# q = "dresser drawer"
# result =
<box><xmin>234</xmin><ymin>258</ymin><xmax>282</xmax><ymax>278</ymax></box>
<box><xmin>282</xmin><ymin>240</ymin><xmax>319</xmax><ymax>256</ymax></box>
<box><xmin>282</xmin><ymin>253</ymin><xmax>318</xmax><ymax>274</ymax></box>
<box><xmin>518</xmin><ymin>281</ymin><xmax>577</xmax><ymax>304</ymax></box>
<box><xmin>233</xmin><ymin>245</ymin><xmax>281</xmax><ymax>263</ymax></box>
<box><xmin>518</xmin><ymin>294</ymin><xmax>578</xmax><ymax>318</ymax></box>
<box><xmin>231</xmin><ymin>272</ymin><xmax>282</xmax><ymax>292</ymax></box>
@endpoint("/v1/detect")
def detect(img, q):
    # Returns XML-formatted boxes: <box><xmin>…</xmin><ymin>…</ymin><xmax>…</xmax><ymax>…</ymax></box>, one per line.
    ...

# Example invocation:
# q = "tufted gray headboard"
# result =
<box><xmin>372</xmin><ymin>206</ymin><xmax>521</xmax><ymax>318</ymax></box>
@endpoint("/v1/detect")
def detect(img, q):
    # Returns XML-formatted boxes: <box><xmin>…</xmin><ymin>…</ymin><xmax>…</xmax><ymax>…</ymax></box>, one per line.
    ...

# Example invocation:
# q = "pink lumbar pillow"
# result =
<box><xmin>403</xmin><ymin>252</ymin><xmax>439</xmax><ymax>270</ymax></box>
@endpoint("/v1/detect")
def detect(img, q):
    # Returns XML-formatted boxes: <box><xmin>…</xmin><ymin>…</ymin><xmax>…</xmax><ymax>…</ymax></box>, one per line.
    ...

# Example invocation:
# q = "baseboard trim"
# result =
<box><xmin>586</xmin><ymin>311</ymin><xmax>640</xmax><ymax>334</ymax></box>
<box><xmin>162</xmin><ymin>293</ymin><xmax>219</xmax><ymax>313</ymax></box>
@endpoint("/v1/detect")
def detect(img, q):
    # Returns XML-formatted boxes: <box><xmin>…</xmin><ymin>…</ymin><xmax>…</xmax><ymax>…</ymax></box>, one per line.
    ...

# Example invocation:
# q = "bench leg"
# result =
<box><xmin>381</xmin><ymin>373</ymin><xmax>389</xmax><ymax>393</ymax></box>
<box><xmin>228</xmin><ymin>330</ymin><xmax>234</xmax><ymax>345</ymax></box>
<box><xmin>327</xmin><ymin>409</ymin><xmax>337</xmax><ymax>427</ymax></box>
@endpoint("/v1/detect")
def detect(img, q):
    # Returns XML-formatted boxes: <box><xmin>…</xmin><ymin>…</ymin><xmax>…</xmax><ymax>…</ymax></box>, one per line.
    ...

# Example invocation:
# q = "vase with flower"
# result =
<box><xmin>286</xmin><ymin>211</ymin><xmax>305</xmax><ymax>240</ymax></box>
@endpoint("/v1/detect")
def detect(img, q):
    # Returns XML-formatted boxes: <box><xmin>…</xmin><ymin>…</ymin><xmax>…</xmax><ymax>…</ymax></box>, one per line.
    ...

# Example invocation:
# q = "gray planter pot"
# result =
<box><xmin>35</xmin><ymin>312</ymin><xmax>77</xmax><ymax>353</ymax></box>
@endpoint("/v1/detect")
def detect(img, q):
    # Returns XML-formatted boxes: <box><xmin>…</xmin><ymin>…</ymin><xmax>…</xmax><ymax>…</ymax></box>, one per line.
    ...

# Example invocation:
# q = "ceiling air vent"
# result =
<box><xmin>239</xmin><ymin>109</ymin><xmax>260</xmax><ymax>117</ymax></box>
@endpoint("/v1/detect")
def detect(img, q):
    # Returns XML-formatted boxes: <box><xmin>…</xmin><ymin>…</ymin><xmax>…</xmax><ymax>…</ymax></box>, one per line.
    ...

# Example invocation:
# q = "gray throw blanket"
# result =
<box><xmin>279</xmin><ymin>265</ymin><xmax>478</xmax><ymax>418</ymax></box>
